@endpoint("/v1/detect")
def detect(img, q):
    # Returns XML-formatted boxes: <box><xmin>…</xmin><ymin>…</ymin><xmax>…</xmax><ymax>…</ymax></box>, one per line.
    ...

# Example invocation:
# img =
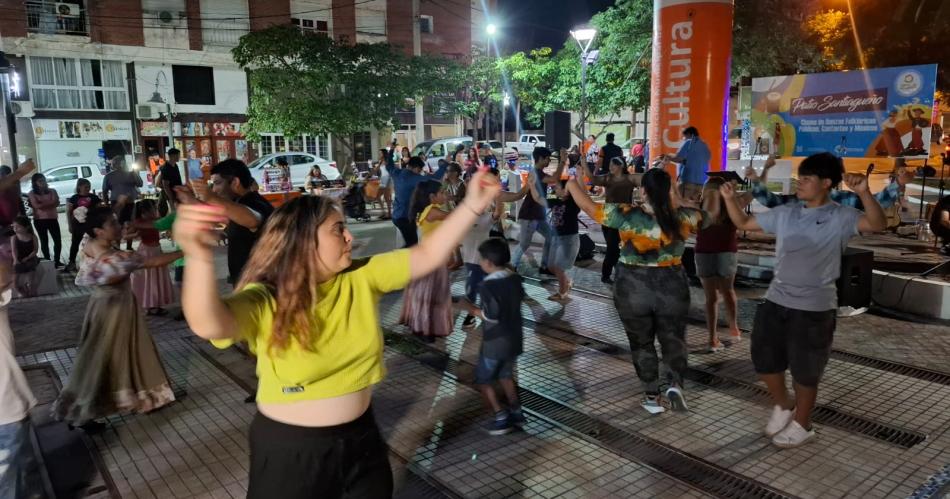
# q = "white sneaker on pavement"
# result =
<box><xmin>665</xmin><ymin>386</ymin><xmax>688</xmax><ymax>412</ymax></box>
<box><xmin>771</xmin><ymin>420</ymin><xmax>815</xmax><ymax>448</ymax></box>
<box><xmin>641</xmin><ymin>395</ymin><xmax>666</xmax><ymax>414</ymax></box>
<box><xmin>765</xmin><ymin>405</ymin><xmax>795</xmax><ymax>437</ymax></box>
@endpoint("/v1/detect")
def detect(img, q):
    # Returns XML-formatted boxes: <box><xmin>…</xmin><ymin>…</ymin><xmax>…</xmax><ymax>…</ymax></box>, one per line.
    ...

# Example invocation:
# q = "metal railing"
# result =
<box><xmin>201</xmin><ymin>20</ymin><xmax>249</xmax><ymax>48</ymax></box>
<box><xmin>26</xmin><ymin>0</ymin><xmax>89</xmax><ymax>36</ymax></box>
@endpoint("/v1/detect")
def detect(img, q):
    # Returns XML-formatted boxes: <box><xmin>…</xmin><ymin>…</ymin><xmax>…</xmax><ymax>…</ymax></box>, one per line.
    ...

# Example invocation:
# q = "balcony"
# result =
<box><xmin>26</xmin><ymin>0</ymin><xmax>89</xmax><ymax>36</ymax></box>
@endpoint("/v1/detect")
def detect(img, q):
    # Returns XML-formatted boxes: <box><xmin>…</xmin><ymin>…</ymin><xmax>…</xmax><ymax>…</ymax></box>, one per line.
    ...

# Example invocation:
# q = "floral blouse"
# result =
<box><xmin>75</xmin><ymin>250</ymin><xmax>145</xmax><ymax>287</ymax></box>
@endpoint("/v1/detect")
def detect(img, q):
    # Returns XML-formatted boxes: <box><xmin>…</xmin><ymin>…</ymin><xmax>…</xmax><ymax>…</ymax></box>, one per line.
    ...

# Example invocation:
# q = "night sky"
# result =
<box><xmin>494</xmin><ymin>0</ymin><xmax>617</xmax><ymax>54</ymax></box>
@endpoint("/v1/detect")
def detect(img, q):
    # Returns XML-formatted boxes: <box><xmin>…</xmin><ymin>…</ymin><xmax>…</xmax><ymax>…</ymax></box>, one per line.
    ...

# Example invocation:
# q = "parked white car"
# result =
<box><xmin>246</xmin><ymin>152</ymin><xmax>340</xmax><ymax>188</ymax></box>
<box><xmin>505</xmin><ymin>134</ymin><xmax>546</xmax><ymax>154</ymax></box>
<box><xmin>411</xmin><ymin>136</ymin><xmax>474</xmax><ymax>171</ymax></box>
<box><xmin>21</xmin><ymin>163</ymin><xmax>154</xmax><ymax>206</ymax></box>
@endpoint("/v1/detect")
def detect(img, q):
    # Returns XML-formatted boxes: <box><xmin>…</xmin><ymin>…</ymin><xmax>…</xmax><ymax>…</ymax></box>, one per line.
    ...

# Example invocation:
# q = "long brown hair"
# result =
<box><xmin>237</xmin><ymin>195</ymin><xmax>341</xmax><ymax>354</ymax></box>
<box><xmin>702</xmin><ymin>177</ymin><xmax>729</xmax><ymax>225</ymax></box>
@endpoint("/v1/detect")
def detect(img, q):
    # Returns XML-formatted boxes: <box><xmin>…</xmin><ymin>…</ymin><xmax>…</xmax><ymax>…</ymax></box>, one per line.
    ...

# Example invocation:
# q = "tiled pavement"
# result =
<box><xmin>9</xmin><ymin>241</ymin><xmax>950</xmax><ymax>498</ymax></box>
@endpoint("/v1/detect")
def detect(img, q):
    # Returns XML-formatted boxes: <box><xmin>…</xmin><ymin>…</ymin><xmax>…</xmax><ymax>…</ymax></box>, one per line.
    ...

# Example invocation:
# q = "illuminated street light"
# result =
<box><xmin>571</xmin><ymin>27</ymin><xmax>598</xmax><ymax>138</ymax></box>
<box><xmin>486</xmin><ymin>24</ymin><xmax>497</xmax><ymax>36</ymax></box>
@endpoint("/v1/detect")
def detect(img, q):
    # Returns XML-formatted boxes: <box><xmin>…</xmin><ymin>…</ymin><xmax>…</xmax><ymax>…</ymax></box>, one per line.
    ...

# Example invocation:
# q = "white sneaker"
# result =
<box><xmin>665</xmin><ymin>386</ymin><xmax>689</xmax><ymax>412</ymax></box>
<box><xmin>771</xmin><ymin>420</ymin><xmax>815</xmax><ymax>448</ymax></box>
<box><xmin>765</xmin><ymin>405</ymin><xmax>795</xmax><ymax>437</ymax></box>
<box><xmin>641</xmin><ymin>395</ymin><xmax>666</xmax><ymax>414</ymax></box>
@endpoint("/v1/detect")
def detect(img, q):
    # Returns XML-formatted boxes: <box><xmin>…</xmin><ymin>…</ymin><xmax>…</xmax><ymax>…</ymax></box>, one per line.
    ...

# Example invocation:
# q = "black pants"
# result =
<box><xmin>602</xmin><ymin>226</ymin><xmax>620</xmax><ymax>280</ymax></box>
<box><xmin>393</xmin><ymin>217</ymin><xmax>418</xmax><ymax>247</ymax></box>
<box><xmin>34</xmin><ymin>218</ymin><xmax>61</xmax><ymax>264</ymax></box>
<box><xmin>67</xmin><ymin>226</ymin><xmax>85</xmax><ymax>266</ymax></box>
<box><xmin>248</xmin><ymin>408</ymin><xmax>392</xmax><ymax>499</ymax></box>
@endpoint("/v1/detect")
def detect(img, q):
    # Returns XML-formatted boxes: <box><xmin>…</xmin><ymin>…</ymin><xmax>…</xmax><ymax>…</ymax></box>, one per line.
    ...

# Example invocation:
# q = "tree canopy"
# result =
<box><xmin>232</xmin><ymin>25</ymin><xmax>458</xmax><ymax>161</ymax></box>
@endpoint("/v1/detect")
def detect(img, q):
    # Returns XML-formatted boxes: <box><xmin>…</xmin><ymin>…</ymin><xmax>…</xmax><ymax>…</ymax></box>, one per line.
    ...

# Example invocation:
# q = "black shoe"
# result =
<box><xmin>539</xmin><ymin>267</ymin><xmax>554</xmax><ymax>276</ymax></box>
<box><xmin>601</xmin><ymin>277</ymin><xmax>614</xmax><ymax>285</ymax></box>
<box><xmin>462</xmin><ymin>314</ymin><xmax>477</xmax><ymax>329</ymax></box>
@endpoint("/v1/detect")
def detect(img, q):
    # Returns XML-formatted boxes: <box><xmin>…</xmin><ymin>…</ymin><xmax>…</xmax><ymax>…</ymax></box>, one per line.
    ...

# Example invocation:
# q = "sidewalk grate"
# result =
<box><xmin>519</xmin><ymin>314</ymin><xmax>929</xmax><ymax>449</ymax></box>
<box><xmin>829</xmin><ymin>349</ymin><xmax>950</xmax><ymax>386</ymax></box>
<box><xmin>684</xmin><ymin>369</ymin><xmax>927</xmax><ymax>449</ymax></box>
<box><xmin>386</xmin><ymin>332</ymin><xmax>797</xmax><ymax>499</ymax></box>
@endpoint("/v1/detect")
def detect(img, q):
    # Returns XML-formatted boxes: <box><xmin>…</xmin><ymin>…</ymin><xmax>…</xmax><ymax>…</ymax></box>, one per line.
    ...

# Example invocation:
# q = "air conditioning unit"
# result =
<box><xmin>419</xmin><ymin>15</ymin><xmax>434</xmax><ymax>34</ymax></box>
<box><xmin>136</xmin><ymin>104</ymin><xmax>159</xmax><ymax>120</ymax></box>
<box><xmin>157</xmin><ymin>10</ymin><xmax>177</xmax><ymax>24</ymax></box>
<box><xmin>55</xmin><ymin>2</ymin><xmax>81</xmax><ymax>17</ymax></box>
<box><xmin>10</xmin><ymin>102</ymin><xmax>34</xmax><ymax>118</ymax></box>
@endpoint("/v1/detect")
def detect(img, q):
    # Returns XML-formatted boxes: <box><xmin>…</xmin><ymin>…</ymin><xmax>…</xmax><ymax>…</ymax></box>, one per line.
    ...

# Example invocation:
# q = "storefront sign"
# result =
<box><xmin>751</xmin><ymin>64</ymin><xmax>938</xmax><ymax>158</ymax></box>
<box><xmin>140</xmin><ymin>121</ymin><xmax>182</xmax><ymax>137</ymax></box>
<box><xmin>33</xmin><ymin>119</ymin><xmax>133</xmax><ymax>141</ymax></box>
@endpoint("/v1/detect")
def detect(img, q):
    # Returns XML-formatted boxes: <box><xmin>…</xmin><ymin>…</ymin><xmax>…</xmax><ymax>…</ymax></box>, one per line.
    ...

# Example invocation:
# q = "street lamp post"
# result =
<box><xmin>571</xmin><ymin>28</ymin><xmax>597</xmax><ymax>141</ymax></box>
<box><xmin>502</xmin><ymin>91</ymin><xmax>509</xmax><ymax>155</ymax></box>
<box><xmin>0</xmin><ymin>51</ymin><xmax>19</xmax><ymax>168</ymax></box>
<box><xmin>147</xmin><ymin>71</ymin><xmax>178</xmax><ymax>177</ymax></box>
<box><xmin>485</xmin><ymin>23</ymin><xmax>497</xmax><ymax>143</ymax></box>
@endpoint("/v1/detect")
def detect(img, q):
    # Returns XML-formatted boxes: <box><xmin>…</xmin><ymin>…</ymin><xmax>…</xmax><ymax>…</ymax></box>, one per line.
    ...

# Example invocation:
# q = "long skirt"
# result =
<box><xmin>52</xmin><ymin>281</ymin><xmax>175</xmax><ymax>425</ymax></box>
<box><xmin>130</xmin><ymin>244</ymin><xmax>175</xmax><ymax>309</ymax></box>
<box><xmin>399</xmin><ymin>266</ymin><xmax>452</xmax><ymax>338</ymax></box>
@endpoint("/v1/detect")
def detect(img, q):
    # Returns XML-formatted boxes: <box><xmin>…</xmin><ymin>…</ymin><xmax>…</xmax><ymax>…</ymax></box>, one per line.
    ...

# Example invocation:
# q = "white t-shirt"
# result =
<box><xmin>0</xmin><ymin>288</ymin><xmax>37</xmax><ymax>424</ymax></box>
<box><xmin>461</xmin><ymin>209</ymin><xmax>493</xmax><ymax>265</ymax></box>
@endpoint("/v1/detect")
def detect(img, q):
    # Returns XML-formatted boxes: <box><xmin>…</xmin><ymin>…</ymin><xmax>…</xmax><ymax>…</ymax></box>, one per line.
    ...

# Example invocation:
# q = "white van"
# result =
<box><xmin>411</xmin><ymin>136</ymin><xmax>474</xmax><ymax>171</ymax></box>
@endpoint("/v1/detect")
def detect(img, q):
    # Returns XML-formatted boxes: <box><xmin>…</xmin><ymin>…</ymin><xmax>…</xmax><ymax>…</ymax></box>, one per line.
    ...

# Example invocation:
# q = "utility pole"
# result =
<box><xmin>412</xmin><ymin>0</ymin><xmax>424</xmax><ymax>145</ymax></box>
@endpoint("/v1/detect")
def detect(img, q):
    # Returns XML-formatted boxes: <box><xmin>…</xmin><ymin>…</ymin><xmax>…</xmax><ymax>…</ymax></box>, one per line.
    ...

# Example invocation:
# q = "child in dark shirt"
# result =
<box><xmin>463</xmin><ymin>238</ymin><xmax>526</xmax><ymax>435</ymax></box>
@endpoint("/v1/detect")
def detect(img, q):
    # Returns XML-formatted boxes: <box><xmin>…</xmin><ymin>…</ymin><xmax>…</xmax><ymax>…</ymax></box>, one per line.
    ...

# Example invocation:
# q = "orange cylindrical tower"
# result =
<box><xmin>649</xmin><ymin>0</ymin><xmax>734</xmax><ymax>176</ymax></box>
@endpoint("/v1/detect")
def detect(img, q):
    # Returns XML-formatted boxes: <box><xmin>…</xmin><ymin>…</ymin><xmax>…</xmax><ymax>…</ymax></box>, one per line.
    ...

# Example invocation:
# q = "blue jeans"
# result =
<box><xmin>511</xmin><ymin>219</ymin><xmax>553</xmax><ymax>268</ymax></box>
<box><xmin>0</xmin><ymin>417</ymin><xmax>39</xmax><ymax>499</ymax></box>
<box><xmin>464</xmin><ymin>263</ymin><xmax>487</xmax><ymax>304</ymax></box>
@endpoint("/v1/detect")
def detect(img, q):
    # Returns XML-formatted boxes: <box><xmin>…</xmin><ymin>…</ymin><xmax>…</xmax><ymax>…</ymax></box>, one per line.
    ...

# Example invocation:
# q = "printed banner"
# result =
<box><xmin>33</xmin><ymin>119</ymin><xmax>133</xmax><ymax>141</ymax></box>
<box><xmin>750</xmin><ymin>64</ymin><xmax>938</xmax><ymax>158</ymax></box>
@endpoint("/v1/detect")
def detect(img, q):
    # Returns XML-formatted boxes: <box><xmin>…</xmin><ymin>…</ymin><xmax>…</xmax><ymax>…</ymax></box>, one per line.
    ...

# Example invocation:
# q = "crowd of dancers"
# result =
<box><xmin>0</xmin><ymin>124</ymin><xmax>895</xmax><ymax>497</ymax></box>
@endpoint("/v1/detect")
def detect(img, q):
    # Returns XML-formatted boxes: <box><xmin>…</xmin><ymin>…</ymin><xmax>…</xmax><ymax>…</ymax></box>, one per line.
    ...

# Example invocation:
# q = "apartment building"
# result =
<box><xmin>0</xmin><ymin>0</ymin><xmax>489</xmax><ymax>173</ymax></box>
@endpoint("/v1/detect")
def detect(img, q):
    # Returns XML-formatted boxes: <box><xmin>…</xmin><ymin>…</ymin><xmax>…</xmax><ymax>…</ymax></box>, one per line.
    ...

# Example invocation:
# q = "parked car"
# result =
<box><xmin>411</xmin><ymin>136</ymin><xmax>474</xmax><ymax>171</ymax></box>
<box><xmin>246</xmin><ymin>152</ymin><xmax>340</xmax><ymax>189</ymax></box>
<box><xmin>20</xmin><ymin>163</ymin><xmax>154</xmax><ymax>207</ymax></box>
<box><xmin>505</xmin><ymin>133</ymin><xmax>546</xmax><ymax>153</ymax></box>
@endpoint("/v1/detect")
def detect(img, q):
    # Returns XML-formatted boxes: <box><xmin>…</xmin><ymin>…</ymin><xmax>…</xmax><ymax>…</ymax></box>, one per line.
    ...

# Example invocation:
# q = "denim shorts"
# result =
<box><xmin>694</xmin><ymin>252</ymin><xmax>738</xmax><ymax>278</ymax></box>
<box><xmin>550</xmin><ymin>234</ymin><xmax>580</xmax><ymax>271</ymax></box>
<box><xmin>474</xmin><ymin>355</ymin><xmax>516</xmax><ymax>385</ymax></box>
<box><xmin>751</xmin><ymin>300</ymin><xmax>836</xmax><ymax>387</ymax></box>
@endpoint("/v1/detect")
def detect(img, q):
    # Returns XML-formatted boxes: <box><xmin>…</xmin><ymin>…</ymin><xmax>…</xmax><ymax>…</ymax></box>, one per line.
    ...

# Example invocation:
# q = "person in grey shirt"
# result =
<box><xmin>719</xmin><ymin>152</ymin><xmax>885</xmax><ymax>449</ymax></box>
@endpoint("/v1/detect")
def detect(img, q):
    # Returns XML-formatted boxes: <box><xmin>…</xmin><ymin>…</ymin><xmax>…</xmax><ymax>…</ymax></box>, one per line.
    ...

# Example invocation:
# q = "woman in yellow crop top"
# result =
<box><xmin>173</xmin><ymin>171</ymin><xmax>501</xmax><ymax>499</ymax></box>
<box><xmin>399</xmin><ymin>180</ymin><xmax>452</xmax><ymax>341</ymax></box>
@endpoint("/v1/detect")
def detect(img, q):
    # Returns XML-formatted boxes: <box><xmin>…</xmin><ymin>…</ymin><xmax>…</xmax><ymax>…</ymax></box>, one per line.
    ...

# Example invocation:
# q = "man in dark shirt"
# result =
<box><xmin>511</xmin><ymin>147</ymin><xmax>563</xmax><ymax>273</ymax></box>
<box><xmin>158</xmin><ymin>148</ymin><xmax>184</xmax><ymax>209</ymax></box>
<box><xmin>195</xmin><ymin>159</ymin><xmax>274</xmax><ymax>285</ymax></box>
<box><xmin>596</xmin><ymin>133</ymin><xmax>624</xmax><ymax>176</ymax></box>
<box><xmin>386</xmin><ymin>143</ymin><xmax>448</xmax><ymax>247</ymax></box>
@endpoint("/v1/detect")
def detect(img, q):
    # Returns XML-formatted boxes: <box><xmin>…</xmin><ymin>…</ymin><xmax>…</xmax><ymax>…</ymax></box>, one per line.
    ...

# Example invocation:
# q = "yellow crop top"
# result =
<box><xmin>417</xmin><ymin>204</ymin><xmax>443</xmax><ymax>239</ymax></box>
<box><xmin>213</xmin><ymin>249</ymin><xmax>411</xmax><ymax>403</ymax></box>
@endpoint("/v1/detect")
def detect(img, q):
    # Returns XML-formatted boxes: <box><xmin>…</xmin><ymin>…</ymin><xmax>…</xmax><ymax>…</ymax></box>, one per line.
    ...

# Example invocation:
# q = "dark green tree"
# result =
<box><xmin>233</xmin><ymin>26</ymin><xmax>458</xmax><ymax>165</ymax></box>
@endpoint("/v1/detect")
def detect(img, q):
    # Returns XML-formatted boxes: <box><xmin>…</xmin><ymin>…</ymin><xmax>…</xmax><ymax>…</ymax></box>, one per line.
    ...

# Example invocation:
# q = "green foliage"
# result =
<box><xmin>730</xmin><ymin>0</ymin><xmax>829</xmax><ymax>80</ymax></box>
<box><xmin>232</xmin><ymin>26</ymin><xmax>458</xmax><ymax>152</ymax></box>
<box><xmin>495</xmin><ymin>0</ymin><xmax>652</xmax><ymax>137</ymax></box>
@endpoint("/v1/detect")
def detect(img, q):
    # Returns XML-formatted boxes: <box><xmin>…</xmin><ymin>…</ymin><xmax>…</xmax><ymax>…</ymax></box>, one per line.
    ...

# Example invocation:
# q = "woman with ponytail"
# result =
<box><xmin>566</xmin><ymin>168</ymin><xmax>709</xmax><ymax>414</ymax></box>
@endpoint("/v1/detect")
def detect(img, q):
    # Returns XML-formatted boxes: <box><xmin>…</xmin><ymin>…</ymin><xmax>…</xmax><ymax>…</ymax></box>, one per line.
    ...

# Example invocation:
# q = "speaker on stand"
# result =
<box><xmin>544</xmin><ymin>111</ymin><xmax>572</xmax><ymax>152</ymax></box>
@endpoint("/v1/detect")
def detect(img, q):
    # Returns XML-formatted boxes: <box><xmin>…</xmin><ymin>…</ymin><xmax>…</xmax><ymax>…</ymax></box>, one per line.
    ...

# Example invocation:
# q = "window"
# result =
<box><xmin>429</xmin><ymin>143</ymin><xmax>445</xmax><ymax>158</ymax></box>
<box><xmin>46</xmin><ymin>167</ymin><xmax>78</xmax><ymax>183</ymax></box>
<box><xmin>292</xmin><ymin>17</ymin><xmax>329</xmax><ymax>36</ymax></box>
<box><xmin>81</xmin><ymin>166</ymin><xmax>92</xmax><ymax>178</ymax></box>
<box><xmin>259</xmin><ymin>134</ymin><xmax>331</xmax><ymax>160</ymax></box>
<box><xmin>261</xmin><ymin>139</ymin><xmax>273</xmax><ymax>156</ymax></box>
<box><xmin>291</xmin><ymin>155</ymin><xmax>312</xmax><ymax>165</ymax></box>
<box><xmin>288</xmin><ymin>135</ymin><xmax>303</xmax><ymax>152</ymax></box>
<box><xmin>29</xmin><ymin>57</ymin><xmax>127</xmax><ymax>110</ymax></box>
<box><xmin>304</xmin><ymin>136</ymin><xmax>318</xmax><ymax>155</ymax></box>
<box><xmin>26</xmin><ymin>0</ymin><xmax>89</xmax><ymax>36</ymax></box>
<box><xmin>351</xmin><ymin>132</ymin><xmax>373</xmax><ymax>163</ymax></box>
<box><xmin>172</xmin><ymin>66</ymin><xmax>215</xmax><ymax>105</ymax></box>
<box><xmin>355</xmin><ymin>0</ymin><xmax>386</xmax><ymax>36</ymax></box>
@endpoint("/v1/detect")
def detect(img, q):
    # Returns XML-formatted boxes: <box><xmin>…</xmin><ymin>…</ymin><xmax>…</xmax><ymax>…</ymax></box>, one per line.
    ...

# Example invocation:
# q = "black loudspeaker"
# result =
<box><xmin>837</xmin><ymin>248</ymin><xmax>873</xmax><ymax>309</ymax></box>
<box><xmin>545</xmin><ymin>111</ymin><xmax>572</xmax><ymax>152</ymax></box>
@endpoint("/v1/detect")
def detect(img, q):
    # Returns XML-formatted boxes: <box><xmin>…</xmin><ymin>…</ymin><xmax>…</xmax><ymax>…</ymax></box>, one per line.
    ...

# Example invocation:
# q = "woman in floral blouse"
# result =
<box><xmin>52</xmin><ymin>206</ymin><xmax>182</xmax><ymax>430</ymax></box>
